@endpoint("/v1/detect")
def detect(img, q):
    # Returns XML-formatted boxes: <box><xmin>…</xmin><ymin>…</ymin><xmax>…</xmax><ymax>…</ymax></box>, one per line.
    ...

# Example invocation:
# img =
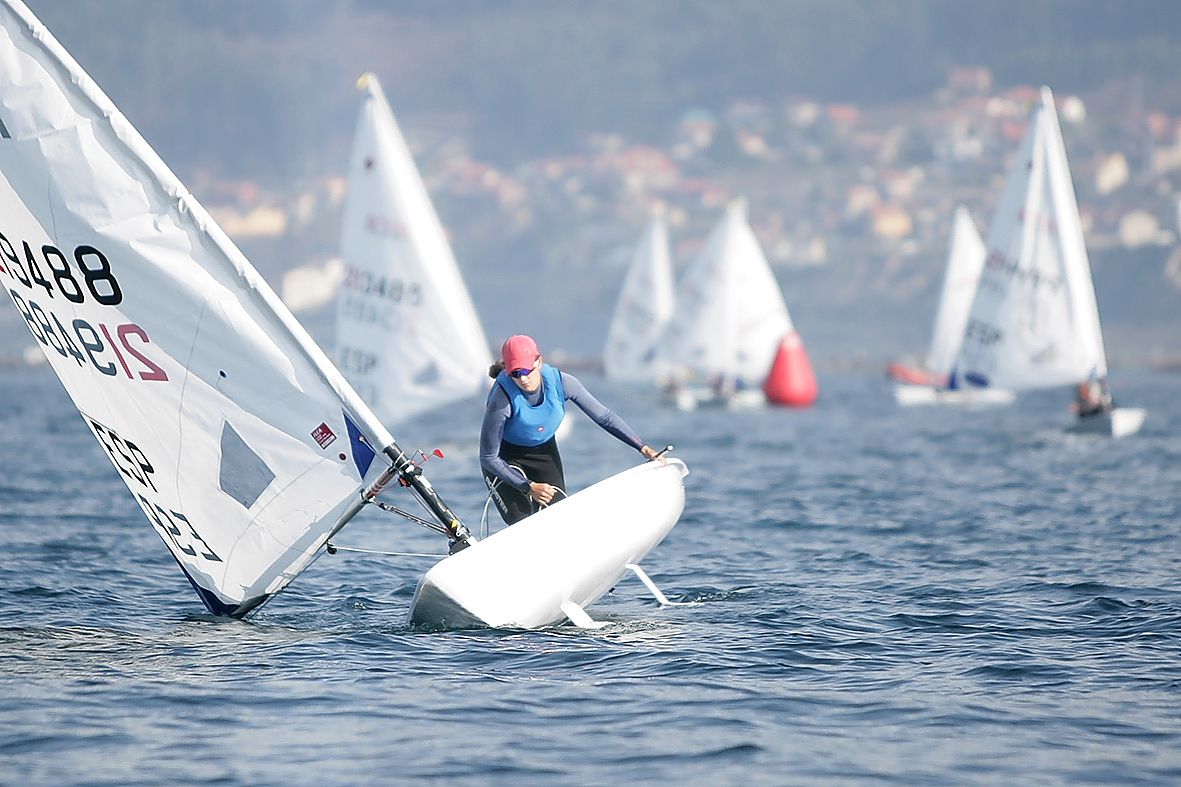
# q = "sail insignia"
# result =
<box><xmin>345</xmin><ymin>412</ymin><xmax>376</xmax><ymax>478</ymax></box>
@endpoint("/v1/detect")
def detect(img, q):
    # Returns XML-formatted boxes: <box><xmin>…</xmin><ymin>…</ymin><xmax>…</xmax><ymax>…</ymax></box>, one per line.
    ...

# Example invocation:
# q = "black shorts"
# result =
<box><xmin>482</xmin><ymin>437</ymin><xmax>565</xmax><ymax>525</ymax></box>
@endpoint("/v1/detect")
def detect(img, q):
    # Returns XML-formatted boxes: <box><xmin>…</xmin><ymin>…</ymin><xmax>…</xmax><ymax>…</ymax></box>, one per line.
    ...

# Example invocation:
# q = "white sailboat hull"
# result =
<box><xmin>408</xmin><ymin>459</ymin><xmax>688</xmax><ymax>629</ymax></box>
<box><xmin>893</xmin><ymin>385</ymin><xmax>1016</xmax><ymax>407</ymax></box>
<box><xmin>664</xmin><ymin>386</ymin><xmax>765</xmax><ymax>411</ymax></box>
<box><xmin>1067</xmin><ymin>407</ymin><xmax>1147</xmax><ymax>438</ymax></box>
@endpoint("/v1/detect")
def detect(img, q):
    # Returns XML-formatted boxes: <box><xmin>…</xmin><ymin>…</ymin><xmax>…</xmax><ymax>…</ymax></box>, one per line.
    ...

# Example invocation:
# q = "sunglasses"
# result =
<box><xmin>510</xmin><ymin>367</ymin><xmax>534</xmax><ymax>379</ymax></box>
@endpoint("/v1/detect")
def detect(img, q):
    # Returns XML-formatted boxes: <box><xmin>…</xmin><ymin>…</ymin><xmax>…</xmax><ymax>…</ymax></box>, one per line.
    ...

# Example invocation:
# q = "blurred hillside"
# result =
<box><xmin>6</xmin><ymin>0</ymin><xmax>1181</xmax><ymax>367</ymax></box>
<box><xmin>29</xmin><ymin>1</ymin><xmax>1181</xmax><ymax>174</ymax></box>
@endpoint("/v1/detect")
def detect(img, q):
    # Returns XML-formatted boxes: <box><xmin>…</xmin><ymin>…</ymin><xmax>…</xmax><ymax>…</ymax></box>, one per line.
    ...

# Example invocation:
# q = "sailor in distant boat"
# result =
<box><xmin>481</xmin><ymin>334</ymin><xmax>661</xmax><ymax>524</ymax></box>
<box><xmin>1073</xmin><ymin>377</ymin><xmax>1113</xmax><ymax>419</ymax></box>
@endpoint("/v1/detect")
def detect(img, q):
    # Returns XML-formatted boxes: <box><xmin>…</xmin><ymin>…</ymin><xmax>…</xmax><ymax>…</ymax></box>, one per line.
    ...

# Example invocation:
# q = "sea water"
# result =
<box><xmin>1</xmin><ymin>365</ymin><xmax>1179</xmax><ymax>784</ymax></box>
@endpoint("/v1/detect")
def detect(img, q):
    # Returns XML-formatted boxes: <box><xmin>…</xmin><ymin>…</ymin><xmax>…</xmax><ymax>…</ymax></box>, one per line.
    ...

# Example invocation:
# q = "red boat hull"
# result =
<box><xmin>886</xmin><ymin>362</ymin><xmax>945</xmax><ymax>387</ymax></box>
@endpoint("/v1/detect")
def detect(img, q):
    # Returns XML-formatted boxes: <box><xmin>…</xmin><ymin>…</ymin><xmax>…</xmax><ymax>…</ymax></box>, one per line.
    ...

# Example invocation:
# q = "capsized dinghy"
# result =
<box><xmin>410</xmin><ymin>458</ymin><xmax>689</xmax><ymax>630</ymax></box>
<box><xmin>0</xmin><ymin>0</ymin><xmax>479</xmax><ymax>616</ymax></box>
<box><xmin>0</xmin><ymin>0</ymin><xmax>688</xmax><ymax>625</ymax></box>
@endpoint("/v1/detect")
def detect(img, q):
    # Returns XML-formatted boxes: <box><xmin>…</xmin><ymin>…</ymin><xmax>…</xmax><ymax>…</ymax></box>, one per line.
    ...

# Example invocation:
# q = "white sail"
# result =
<box><xmin>660</xmin><ymin>200</ymin><xmax>791</xmax><ymax>386</ymax></box>
<box><xmin>336</xmin><ymin>73</ymin><xmax>491</xmax><ymax>424</ymax></box>
<box><xmin>0</xmin><ymin>1</ymin><xmax>404</xmax><ymax>616</ymax></box>
<box><xmin>953</xmin><ymin>87</ymin><xmax>1108</xmax><ymax>391</ymax></box>
<box><xmin>603</xmin><ymin>213</ymin><xmax>675</xmax><ymax>382</ymax></box>
<box><xmin>925</xmin><ymin>206</ymin><xmax>986</xmax><ymax>377</ymax></box>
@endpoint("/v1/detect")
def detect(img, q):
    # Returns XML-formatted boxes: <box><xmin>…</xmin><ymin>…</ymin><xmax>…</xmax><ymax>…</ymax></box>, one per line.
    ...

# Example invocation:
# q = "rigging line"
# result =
<box><xmin>379</xmin><ymin>444</ymin><xmax>472</xmax><ymax>546</ymax></box>
<box><xmin>479</xmin><ymin>491</ymin><xmax>496</xmax><ymax>540</ymax></box>
<box><xmin>407</xmin><ymin>477</ymin><xmax>445</xmax><ymax>525</ymax></box>
<box><xmin>325</xmin><ymin>542</ymin><xmax>444</xmax><ymax>558</ymax></box>
<box><xmin>370</xmin><ymin>499</ymin><xmax>450</xmax><ymax>536</ymax></box>
<box><xmin>480</xmin><ymin>471</ymin><xmax>514</xmax><ymax>539</ymax></box>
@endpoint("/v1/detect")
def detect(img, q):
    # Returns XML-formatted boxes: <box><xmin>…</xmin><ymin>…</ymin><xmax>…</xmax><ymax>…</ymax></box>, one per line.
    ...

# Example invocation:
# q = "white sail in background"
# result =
<box><xmin>925</xmin><ymin>206</ymin><xmax>986</xmax><ymax>377</ymax></box>
<box><xmin>603</xmin><ymin>213</ymin><xmax>675</xmax><ymax>382</ymax></box>
<box><xmin>336</xmin><ymin>73</ymin><xmax>491</xmax><ymax>425</ymax></box>
<box><xmin>660</xmin><ymin>200</ymin><xmax>790</xmax><ymax>386</ymax></box>
<box><xmin>953</xmin><ymin>87</ymin><xmax>1108</xmax><ymax>391</ymax></box>
<box><xmin>0</xmin><ymin>0</ymin><xmax>402</xmax><ymax>616</ymax></box>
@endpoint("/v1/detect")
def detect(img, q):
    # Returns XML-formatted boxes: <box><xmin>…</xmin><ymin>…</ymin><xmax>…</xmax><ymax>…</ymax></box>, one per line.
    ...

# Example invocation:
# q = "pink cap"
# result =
<box><xmin>501</xmin><ymin>334</ymin><xmax>540</xmax><ymax>374</ymax></box>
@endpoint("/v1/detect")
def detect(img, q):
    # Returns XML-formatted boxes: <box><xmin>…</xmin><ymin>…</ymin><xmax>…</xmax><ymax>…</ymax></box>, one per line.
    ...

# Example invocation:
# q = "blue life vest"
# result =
<box><xmin>493</xmin><ymin>364</ymin><xmax>566</xmax><ymax>447</ymax></box>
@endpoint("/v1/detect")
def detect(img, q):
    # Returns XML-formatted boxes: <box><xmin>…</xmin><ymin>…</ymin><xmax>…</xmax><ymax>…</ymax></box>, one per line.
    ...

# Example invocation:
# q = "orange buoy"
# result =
<box><xmin>763</xmin><ymin>332</ymin><xmax>817</xmax><ymax>407</ymax></box>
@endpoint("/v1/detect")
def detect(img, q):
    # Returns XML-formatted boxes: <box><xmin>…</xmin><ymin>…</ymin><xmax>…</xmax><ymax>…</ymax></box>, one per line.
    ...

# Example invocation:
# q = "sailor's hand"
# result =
<box><xmin>529</xmin><ymin>482</ymin><xmax>558</xmax><ymax>505</ymax></box>
<box><xmin>640</xmin><ymin>444</ymin><xmax>666</xmax><ymax>464</ymax></box>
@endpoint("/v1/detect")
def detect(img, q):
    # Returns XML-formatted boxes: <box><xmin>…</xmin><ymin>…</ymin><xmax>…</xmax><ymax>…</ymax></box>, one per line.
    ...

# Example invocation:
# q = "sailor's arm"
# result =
<box><xmin>479</xmin><ymin>393</ymin><xmax>531</xmax><ymax>492</ymax></box>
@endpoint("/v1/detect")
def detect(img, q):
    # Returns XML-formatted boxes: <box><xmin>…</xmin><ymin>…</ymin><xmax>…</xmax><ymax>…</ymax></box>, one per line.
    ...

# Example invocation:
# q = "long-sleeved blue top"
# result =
<box><xmin>480</xmin><ymin>369</ymin><xmax>644</xmax><ymax>492</ymax></box>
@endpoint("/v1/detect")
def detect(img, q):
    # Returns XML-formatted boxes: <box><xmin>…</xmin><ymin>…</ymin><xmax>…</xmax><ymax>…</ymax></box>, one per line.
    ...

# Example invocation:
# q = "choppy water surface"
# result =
<box><xmin>1</xmin><ymin>366</ymin><xmax>1179</xmax><ymax>784</ymax></box>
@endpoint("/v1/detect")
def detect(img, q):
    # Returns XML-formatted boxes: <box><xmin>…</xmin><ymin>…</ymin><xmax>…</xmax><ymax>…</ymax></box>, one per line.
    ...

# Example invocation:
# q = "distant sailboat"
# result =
<box><xmin>0</xmin><ymin>0</ymin><xmax>689</xmax><ymax>627</ymax></box>
<box><xmin>335</xmin><ymin>73</ymin><xmax>491</xmax><ymax>425</ymax></box>
<box><xmin>892</xmin><ymin>206</ymin><xmax>1015</xmax><ymax>406</ymax></box>
<box><xmin>659</xmin><ymin>200</ymin><xmax>817</xmax><ymax>409</ymax></box>
<box><xmin>603</xmin><ymin>212</ymin><xmax>675</xmax><ymax>384</ymax></box>
<box><xmin>950</xmin><ymin>87</ymin><xmax>1145</xmax><ymax>437</ymax></box>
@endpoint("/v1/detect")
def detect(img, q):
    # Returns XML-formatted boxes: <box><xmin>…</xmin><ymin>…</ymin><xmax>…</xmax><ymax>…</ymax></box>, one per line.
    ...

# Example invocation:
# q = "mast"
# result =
<box><xmin>384</xmin><ymin>445</ymin><xmax>472</xmax><ymax>547</ymax></box>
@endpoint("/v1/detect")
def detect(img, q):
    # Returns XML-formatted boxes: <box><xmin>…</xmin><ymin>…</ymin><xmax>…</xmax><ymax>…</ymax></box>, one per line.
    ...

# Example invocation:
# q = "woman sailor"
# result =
<box><xmin>480</xmin><ymin>334</ymin><xmax>661</xmax><ymax>524</ymax></box>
